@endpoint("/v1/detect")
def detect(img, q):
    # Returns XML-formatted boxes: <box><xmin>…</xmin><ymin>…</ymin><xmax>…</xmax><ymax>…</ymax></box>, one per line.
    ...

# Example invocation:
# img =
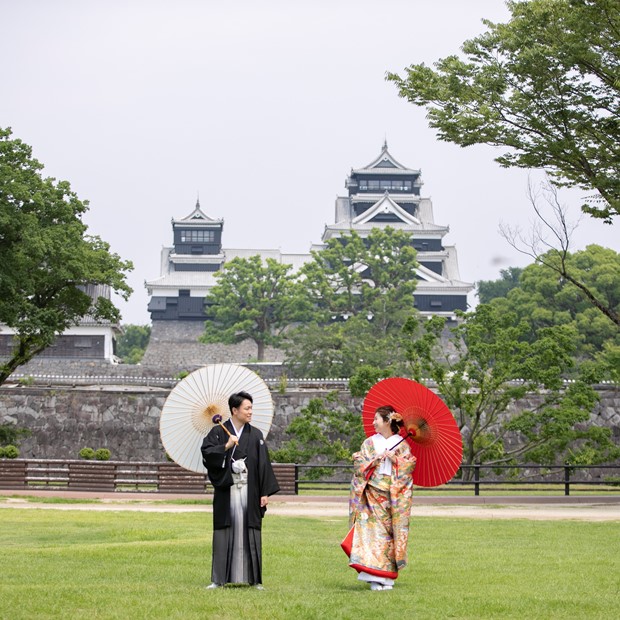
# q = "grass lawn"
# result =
<box><xmin>1</xmin><ymin>508</ymin><xmax>618</xmax><ymax>620</ymax></box>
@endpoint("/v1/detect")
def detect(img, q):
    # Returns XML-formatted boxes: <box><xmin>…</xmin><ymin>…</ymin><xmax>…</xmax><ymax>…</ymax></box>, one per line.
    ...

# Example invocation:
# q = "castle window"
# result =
<box><xmin>180</xmin><ymin>229</ymin><xmax>215</xmax><ymax>243</ymax></box>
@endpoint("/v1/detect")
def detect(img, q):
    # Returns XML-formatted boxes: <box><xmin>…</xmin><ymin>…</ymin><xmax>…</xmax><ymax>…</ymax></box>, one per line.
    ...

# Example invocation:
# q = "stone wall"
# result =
<box><xmin>0</xmin><ymin>385</ymin><xmax>348</xmax><ymax>461</ymax></box>
<box><xmin>0</xmin><ymin>384</ymin><xmax>618</xmax><ymax>463</ymax></box>
<box><xmin>140</xmin><ymin>321</ymin><xmax>285</xmax><ymax>373</ymax></box>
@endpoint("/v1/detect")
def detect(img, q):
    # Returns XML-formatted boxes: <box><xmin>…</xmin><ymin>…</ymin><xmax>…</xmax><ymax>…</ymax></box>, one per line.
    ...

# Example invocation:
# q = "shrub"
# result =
<box><xmin>79</xmin><ymin>447</ymin><xmax>96</xmax><ymax>460</ymax></box>
<box><xmin>176</xmin><ymin>370</ymin><xmax>190</xmax><ymax>380</ymax></box>
<box><xmin>94</xmin><ymin>448</ymin><xmax>111</xmax><ymax>461</ymax></box>
<box><xmin>3</xmin><ymin>445</ymin><xmax>19</xmax><ymax>459</ymax></box>
<box><xmin>0</xmin><ymin>447</ymin><xmax>5</xmax><ymax>458</ymax></box>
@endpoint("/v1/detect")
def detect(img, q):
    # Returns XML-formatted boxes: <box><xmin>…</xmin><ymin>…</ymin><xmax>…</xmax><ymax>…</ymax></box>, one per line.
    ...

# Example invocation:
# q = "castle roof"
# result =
<box><xmin>171</xmin><ymin>199</ymin><xmax>223</xmax><ymax>226</ymax></box>
<box><xmin>351</xmin><ymin>140</ymin><xmax>421</xmax><ymax>176</ymax></box>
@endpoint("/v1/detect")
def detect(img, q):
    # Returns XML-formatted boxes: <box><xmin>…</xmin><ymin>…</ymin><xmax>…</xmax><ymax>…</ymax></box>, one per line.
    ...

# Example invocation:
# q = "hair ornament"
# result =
<box><xmin>389</xmin><ymin>412</ymin><xmax>403</xmax><ymax>423</ymax></box>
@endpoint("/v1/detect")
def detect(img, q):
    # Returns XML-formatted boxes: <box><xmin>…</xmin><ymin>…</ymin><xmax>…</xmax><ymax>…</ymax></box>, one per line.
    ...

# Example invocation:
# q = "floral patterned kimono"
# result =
<box><xmin>348</xmin><ymin>434</ymin><xmax>416</xmax><ymax>584</ymax></box>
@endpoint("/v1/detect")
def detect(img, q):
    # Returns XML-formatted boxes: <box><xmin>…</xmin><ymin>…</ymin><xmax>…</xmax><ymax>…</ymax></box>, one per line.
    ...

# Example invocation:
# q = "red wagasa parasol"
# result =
<box><xmin>362</xmin><ymin>377</ymin><xmax>462</xmax><ymax>487</ymax></box>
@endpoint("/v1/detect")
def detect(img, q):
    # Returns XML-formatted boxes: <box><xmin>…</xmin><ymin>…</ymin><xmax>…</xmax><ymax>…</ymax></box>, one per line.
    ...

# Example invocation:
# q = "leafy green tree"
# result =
<box><xmin>200</xmin><ymin>255</ymin><xmax>308</xmax><ymax>361</ymax></box>
<box><xmin>387</xmin><ymin>0</ymin><xmax>620</xmax><ymax>222</ymax></box>
<box><xmin>270</xmin><ymin>394</ymin><xmax>365</xmax><ymax>479</ymax></box>
<box><xmin>404</xmin><ymin>306</ymin><xmax>619</xmax><ymax>478</ymax></box>
<box><xmin>116</xmin><ymin>324</ymin><xmax>151</xmax><ymax>364</ymax></box>
<box><xmin>285</xmin><ymin>316</ymin><xmax>409</xmax><ymax>379</ymax></box>
<box><xmin>286</xmin><ymin>228</ymin><xmax>418</xmax><ymax>376</ymax></box>
<box><xmin>300</xmin><ymin>228</ymin><xmax>418</xmax><ymax>334</ymax></box>
<box><xmin>477</xmin><ymin>267</ymin><xmax>523</xmax><ymax>304</ymax></box>
<box><xmin>0</xmin><ymin>128</ymin><xmax>133</xmax><ymax>385</ymax></box>
<box><xmin>489</xmin><ymin>245</ymin><xmax>620</xmax><ymax>361</ymax></box>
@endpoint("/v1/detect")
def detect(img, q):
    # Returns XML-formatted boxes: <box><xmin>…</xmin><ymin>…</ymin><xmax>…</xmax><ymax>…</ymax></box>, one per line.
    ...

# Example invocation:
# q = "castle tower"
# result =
<box><xmin>320</xmin><ymin>141</ymin><xmax>472</xmax><ymax>315</ymax></box>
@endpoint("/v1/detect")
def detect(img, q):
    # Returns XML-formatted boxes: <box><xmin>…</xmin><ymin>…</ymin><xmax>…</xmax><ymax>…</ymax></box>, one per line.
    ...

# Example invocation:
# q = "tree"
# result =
<box><xmin>200</xmin><ymin>255</ymin><xmax>308</xmax><ymax>361</ymax></box>
<box><xmin>300</xmin><ymin>228</ymin><xmax>418</xmax><ymax>334</ymax></box>
<box><xmin>270</xmin><ymin>394</ymin><xmax>366</xmax><ymax>479</ymax></box>
<box><xmin>477</xmin><ymin>267</ymin><xmax>524</xmax><ymax>304</ymax></box>
<box><xmin>0</xmin><ymin>128</ymin><xmax>133</xmax><ymax>385</ymax></box>
<box><xmin>489</xmin><ymin>245</ymin><xmax>620</xmax><ymax>361</ymax></box>
<box><xmin>285</xmin><ymin>228</ymin><xmax>418</xmax><ymax>376</ymax></box>
<box><xmin>500</xmin><ymin>180</ymin><xmax>620</xmax><ymax>326</ymax></box>
<box><xmin>116</xmin><ymin>324</ymin><xmax>151</xmax><ymax>364</ymax></box>
<box><xmin>404</xmin><ymin>306</ymin><xmax>619</xmax><ymax>477</ymax></box>
<box><xmin>387</xmin><ymin>0</ymin><xmax>620</xmax><ymax>222</ymax></box>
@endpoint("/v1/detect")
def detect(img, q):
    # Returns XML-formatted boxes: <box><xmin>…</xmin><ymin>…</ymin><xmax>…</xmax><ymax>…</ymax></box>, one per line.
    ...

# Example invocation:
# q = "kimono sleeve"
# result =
<box><xmin>201</xmin><ymin>427</ymin><xmax>233</xmax><ymax>489</ymax></box>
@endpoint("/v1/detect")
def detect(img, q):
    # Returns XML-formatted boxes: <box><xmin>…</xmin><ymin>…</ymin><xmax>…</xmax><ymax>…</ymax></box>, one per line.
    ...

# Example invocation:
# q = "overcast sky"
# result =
<box><xmin>2</xmin><ymin>0</ymin><xmax>617</xmax><ymax>325</ymax></box>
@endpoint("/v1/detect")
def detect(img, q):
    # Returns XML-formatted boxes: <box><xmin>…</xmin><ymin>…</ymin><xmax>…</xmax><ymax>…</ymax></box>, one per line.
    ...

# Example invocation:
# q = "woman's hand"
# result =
<box><xmin>225</xmin><ymin>435</ymin><xmax>239</xmax><ymax>450</ymax></box>
<box><xmin>384</xmin><ymin>450</ymin><xmax>397</xmax><ymax>463</ymax></box>
<box><xmin>260</xmin><ymin>496</ymin><xmax>269</xmax><ymax>507</ymax></box>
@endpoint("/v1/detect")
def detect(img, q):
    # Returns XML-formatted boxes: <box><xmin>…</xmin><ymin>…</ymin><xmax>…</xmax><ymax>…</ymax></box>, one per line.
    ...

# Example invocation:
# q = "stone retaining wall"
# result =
<box><xmin>0</xmin><ymin>385</ymin><xmax>618</xmax><ymax>463</ymax></box>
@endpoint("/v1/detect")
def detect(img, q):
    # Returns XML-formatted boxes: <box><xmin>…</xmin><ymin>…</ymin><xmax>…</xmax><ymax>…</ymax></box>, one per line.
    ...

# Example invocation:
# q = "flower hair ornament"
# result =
<box><xmin>389</xmin><ymin>412</ymin><xmax>403</xmax><ymax>423</ymax></box>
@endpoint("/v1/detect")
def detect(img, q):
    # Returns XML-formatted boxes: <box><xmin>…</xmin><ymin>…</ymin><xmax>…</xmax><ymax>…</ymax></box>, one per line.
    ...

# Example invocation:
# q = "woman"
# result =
<box><xmin>201</xmin><ymin>391</ymin><xmax>280</xmax><ymax>589</ymax></box>
<box><xmin>347</xmin><ymin>405</ymin><xmax>416</xmax><ymax>591</ymax></box>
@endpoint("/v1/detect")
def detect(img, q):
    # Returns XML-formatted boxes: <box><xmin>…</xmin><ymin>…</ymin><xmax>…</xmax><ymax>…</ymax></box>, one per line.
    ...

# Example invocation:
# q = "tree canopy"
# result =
<box><xmin>477</xmin><ymin>266</ymin><xmax>524</xmax><ymax>304</ymax></box>
<box><xmin>387</xmin><ymin>0</ymin><xmax>620</xmax><ymax>222</ymax></box>
<box><xmin>0</xmin><ymin>128</ymin><xmax>133</xmax><ymax>385</ymax></box>
<box><xmin>488</xmin><ymin>245</ymin><xmax>620</xmax><ymax>363</ymax></box>
<box><xmin>285</xmin><ymin>228</ymin><xmax>418</xmax><ymax>376</ymax></box>
<box><xmin>116</xmin><ymin>324</ymin><xmax>151</xmax><ymax>364</ymax></box>
<box><xmin>403</xmin><ymin>306</ymin><xmax>619</xmax><ymax>475</ymax></box>
<box><xmin>200</xmin><ymin>255</ymin><xmax>308</xmax><ymax>361</ymax></box>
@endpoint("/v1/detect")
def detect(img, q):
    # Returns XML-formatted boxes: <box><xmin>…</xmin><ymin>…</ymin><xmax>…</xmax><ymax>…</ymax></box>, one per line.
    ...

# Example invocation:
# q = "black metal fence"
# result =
<box><xmin>1</xmin><ymin>459</ymin><xmax>618</xmax><ymax>496</ymax></box>
<box><xmin>294</xmin><ymin>464</ymin><xmax>620</xmax><ymax>496</ymax></box>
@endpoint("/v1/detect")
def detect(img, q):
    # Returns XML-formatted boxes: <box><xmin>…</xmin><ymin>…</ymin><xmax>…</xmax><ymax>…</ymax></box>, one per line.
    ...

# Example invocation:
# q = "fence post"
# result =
<box><xmin>294</xmin><ymin>464</ymin><xmax>299</xmax><ymax>495</ymax></box>
<box><xmin>564</xmin><ymin>465</ymin><xmax>571</xmax><ymax>496</ymax></box>
<box><xmin>474</xmin><ymin>465</ymin><xmax>480</xmax><ymax>496</ymax></box>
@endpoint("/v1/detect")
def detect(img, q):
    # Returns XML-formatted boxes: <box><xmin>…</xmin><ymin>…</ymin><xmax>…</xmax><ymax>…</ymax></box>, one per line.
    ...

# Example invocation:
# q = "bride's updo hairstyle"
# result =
<box><xmin>375</xmin><ymin>405</ymin><xmax>404</xmax><ymax>435</ymax></box>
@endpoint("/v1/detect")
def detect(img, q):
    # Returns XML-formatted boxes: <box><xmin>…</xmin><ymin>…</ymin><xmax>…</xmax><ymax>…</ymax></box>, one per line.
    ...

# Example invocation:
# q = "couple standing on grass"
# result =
<box><xmin>201</xmin><ymin>394</ymin><xmax>416</xmax><ymax>592</ymax></box>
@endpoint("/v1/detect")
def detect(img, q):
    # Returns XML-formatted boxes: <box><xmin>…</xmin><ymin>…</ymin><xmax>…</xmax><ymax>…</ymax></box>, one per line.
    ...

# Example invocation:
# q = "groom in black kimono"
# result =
<box><xmin>201</xmin><ymin>390</ymin><xmax>280</xmax><ymax>589</ymax></box>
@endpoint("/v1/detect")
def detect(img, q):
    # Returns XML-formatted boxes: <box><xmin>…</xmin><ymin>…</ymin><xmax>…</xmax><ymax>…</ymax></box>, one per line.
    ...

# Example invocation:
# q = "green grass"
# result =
<box><xmin>1</xmin><ymin>509</ymin><xmax>619</xmax><ymax>619</ymax></box>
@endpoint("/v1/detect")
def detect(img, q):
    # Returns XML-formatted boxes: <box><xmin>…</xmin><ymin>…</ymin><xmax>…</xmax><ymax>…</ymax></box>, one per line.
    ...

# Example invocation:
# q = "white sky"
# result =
<box><xmin>2</xmin><ymin>0</ymin><xmax>617</xmax><ymax>325</ymax></box>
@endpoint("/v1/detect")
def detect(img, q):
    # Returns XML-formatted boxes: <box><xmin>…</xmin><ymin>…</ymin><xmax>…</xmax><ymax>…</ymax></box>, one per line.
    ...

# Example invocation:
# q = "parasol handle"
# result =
<box><xmin>211</xmin><ymin>414</ymin><xmax>233</xmax><ymax>438</ymax></box>
<box><xmin>392</xmin><ymin>431</ymin><xmax>414</xmax><ymax>450</ymax></box>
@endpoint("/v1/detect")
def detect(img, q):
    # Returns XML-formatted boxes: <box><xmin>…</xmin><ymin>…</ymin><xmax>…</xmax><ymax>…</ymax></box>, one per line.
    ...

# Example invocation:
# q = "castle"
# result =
<box><xmin>140</xmin><ymin>143</ymin><xmax>473</xmax><ymax>367</ymax></box>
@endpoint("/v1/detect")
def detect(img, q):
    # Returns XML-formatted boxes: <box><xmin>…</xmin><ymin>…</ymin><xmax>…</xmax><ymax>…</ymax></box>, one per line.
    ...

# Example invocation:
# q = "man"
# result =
<box><xmin>201</xmin><ymin>390</ymin><xmax>280</xmax><ymax>589</ymax></box>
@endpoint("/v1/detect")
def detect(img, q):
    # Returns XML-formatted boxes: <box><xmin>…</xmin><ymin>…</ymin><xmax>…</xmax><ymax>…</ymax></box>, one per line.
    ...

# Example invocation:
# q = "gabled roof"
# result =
<box><xmin>352</xmin><ymin>192</ymin><xmax>420</xmax><ymax>226</ymax></box>
<box><xmin>351</xmin><ymin>140</ymin><xmax>421</xmax><ymax>176</ymax></box>
<box><xmin>172</xmin><ymin>199</ymin><xmax>223</xmax><ymax>226</ymax></box>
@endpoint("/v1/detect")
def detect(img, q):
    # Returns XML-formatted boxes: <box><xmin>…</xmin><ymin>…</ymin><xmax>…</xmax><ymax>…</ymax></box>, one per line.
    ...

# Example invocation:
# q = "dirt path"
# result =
<box><xmin>1</xmin><ymin>492</ymin><xmax>619</xmax><ymax>521</ymax></box>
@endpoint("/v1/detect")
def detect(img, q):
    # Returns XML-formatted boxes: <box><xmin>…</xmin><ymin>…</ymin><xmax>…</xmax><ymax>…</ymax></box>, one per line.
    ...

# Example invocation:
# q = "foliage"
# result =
<box><xmin>387</xmin><ymin>0</ymin><xmax>620</xmax><ymax>222</ymax></box>
<box><xmin>286</xmin><ymin>228</ymin><xmax>418</xmax><ymax>377</ymax></box>
<box><xmin>299</xmin><ymin>227</ymin><xmax>418</xmax><ymax>331</ymax></box>
<box><xmin>477</xmin><ymin>266</ymin><xmax>523</xmax><ymax>304</ymax></box>
<box><xmin>285</xmin><ymin>318</ymin><xmax>407</xmax><ymax>378</ymax></box>
<box><xmin>488</xmin><ymin>245</ymin><xmax>620</xmax><ymax>364</ymax></box>
<box><xmin>404</xmin><ymin>305</ymin><xmax>619</xmax><ymax>477</ymax></box>
<box><xmin>0</xmin><ymin>422</ymin><xmax>31</xmax><ymax>446</ymax></box>
<box><xmin>79</xmin><ymin>447</ymin><xmax>95</xmax><ymax>460</ymax></box>
<box><xmin>94</xmin><ymin>448</ymin><xmax>111</xmax><ymax>461</ymax></box>
<box><xmin>0</xmin><ymin>128</ymin><xmax>133</xmax><ymax>385</ymax></box>
<box><xmin>116</xmin><ymin>324</ymin><xmax>151</xmax><ymax>364</ymax></box>
<box><xmin>270</xmin><ymin>394</ymin><xmax>365</xmax><ymax>478</ymax></box>
<box><xmin>348</xmin><ymin>364</ymin><xmax>391</xmax><ymax>398</ymax></box>
<box><xmin>0</xmin><ymin>445</ymin><xmax>19</xmax><ymax>458</ymax></box>
<box><xmin>201</xmin><ymin>255</ymin><xmax>308</xmax><ymax>361</ymax></box>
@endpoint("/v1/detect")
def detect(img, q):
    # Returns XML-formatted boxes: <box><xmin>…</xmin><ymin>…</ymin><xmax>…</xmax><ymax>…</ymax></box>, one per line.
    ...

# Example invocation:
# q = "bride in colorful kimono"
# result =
<box><xmin>347</xmin><ymin>405</ymin><xmax>416</xmax><ymax>591</ymax></box>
